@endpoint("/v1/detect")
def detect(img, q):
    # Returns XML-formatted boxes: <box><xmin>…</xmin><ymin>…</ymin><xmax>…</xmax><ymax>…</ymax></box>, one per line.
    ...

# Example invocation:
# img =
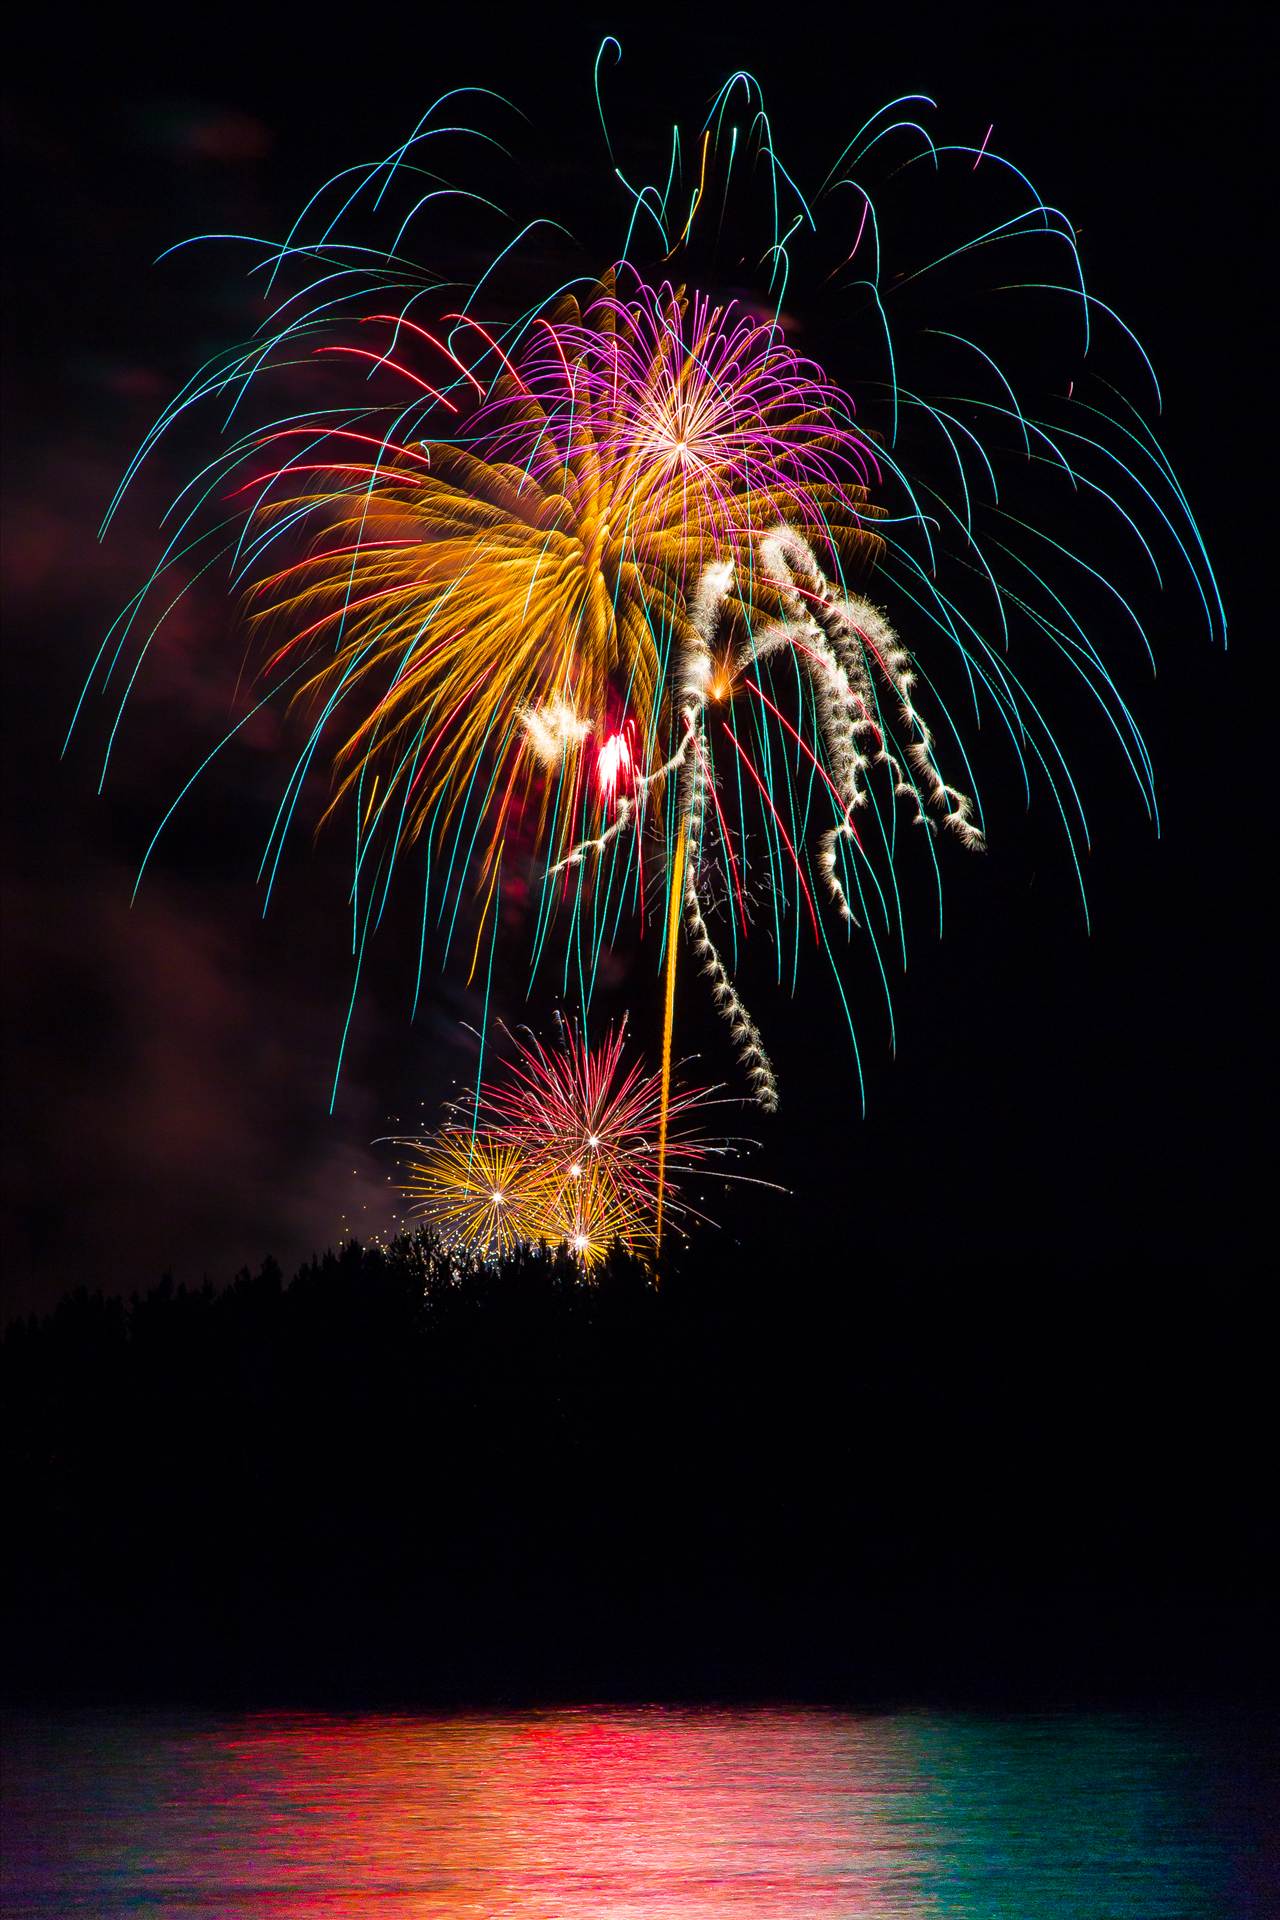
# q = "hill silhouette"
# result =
<box><xmin>3</xmin><ymin>1234</ymin><xmax>1272</xmax><ymax>1706</ymax></box>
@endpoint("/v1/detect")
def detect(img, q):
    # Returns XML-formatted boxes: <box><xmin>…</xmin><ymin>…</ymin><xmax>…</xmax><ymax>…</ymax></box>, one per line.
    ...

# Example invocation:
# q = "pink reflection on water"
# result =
<box><xmin>178</xmin><ymin>1708</ymin><xmax>932</xmax><ymax>1915</ymax></box>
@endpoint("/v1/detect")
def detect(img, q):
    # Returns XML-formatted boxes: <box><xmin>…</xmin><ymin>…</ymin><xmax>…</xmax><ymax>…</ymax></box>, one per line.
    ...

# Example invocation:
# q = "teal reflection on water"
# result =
<box><xmin>902</xmin><ymin>1713</ymin><xmax>1257</xmax><ymax>1916</ymax></box>
<box><xmin>1</xmin><ymin>1706</ymin><xmax>1270</xmax><ymax>1916</ymax></box>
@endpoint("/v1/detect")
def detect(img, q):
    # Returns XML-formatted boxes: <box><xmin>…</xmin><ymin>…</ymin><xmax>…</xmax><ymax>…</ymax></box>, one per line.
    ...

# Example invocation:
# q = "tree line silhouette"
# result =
<box><xmin>3</xmin><ymin>1232</ymin><xmax>1272</xmax><ymax>1704</ymax></box>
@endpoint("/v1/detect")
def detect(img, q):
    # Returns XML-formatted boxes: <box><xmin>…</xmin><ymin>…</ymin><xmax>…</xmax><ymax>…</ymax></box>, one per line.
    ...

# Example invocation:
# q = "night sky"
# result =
<box><xmin>2</xmin><ymin>2</ymin><xmax>1268</xmax><ymax>1321</ymax></box>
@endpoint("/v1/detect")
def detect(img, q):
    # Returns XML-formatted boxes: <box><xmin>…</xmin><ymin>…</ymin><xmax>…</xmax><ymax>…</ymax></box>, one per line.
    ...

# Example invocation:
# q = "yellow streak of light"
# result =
<box><xmin>465</xmin><ymin>851</ymin><xmax>503</xmax><ymax>988</ymax></box>
<box><xmin>655</xmin><ymin>821</ymin><xmax>688</xmax><ymax>1258</ymax></box>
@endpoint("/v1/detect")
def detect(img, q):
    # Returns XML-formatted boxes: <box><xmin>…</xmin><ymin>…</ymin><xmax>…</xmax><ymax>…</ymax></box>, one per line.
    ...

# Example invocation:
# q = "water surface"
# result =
<box><xmin>2</xmin><ymin>1707</ymin><xmax>1271</xmax><ymax>1915</ymax></box>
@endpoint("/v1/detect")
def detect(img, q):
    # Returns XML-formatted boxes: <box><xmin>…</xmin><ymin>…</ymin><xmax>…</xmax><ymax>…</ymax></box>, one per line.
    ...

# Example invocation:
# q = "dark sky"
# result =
<box><xmin>2</xmin><ymin>1</ymin><xmax>1268</xmax><ymax>1318</ymax></box>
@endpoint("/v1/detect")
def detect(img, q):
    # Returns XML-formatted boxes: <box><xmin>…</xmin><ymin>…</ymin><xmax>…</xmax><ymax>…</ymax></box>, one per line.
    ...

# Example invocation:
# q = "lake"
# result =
<box><xmin>2</xmin><ymin>1706</ymin><xmax>1272</xmax><ymax>1915</ymax></box>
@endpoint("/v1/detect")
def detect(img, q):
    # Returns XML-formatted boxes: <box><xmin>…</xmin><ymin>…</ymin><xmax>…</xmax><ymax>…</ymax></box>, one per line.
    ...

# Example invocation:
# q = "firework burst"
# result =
<box><xmin>398</xmin><ymin>1017</ymin><xmax>746</xmax><ymax>1265</ymax></box>
<box><xmin>476</xmin><ymin>1016</ymin><xmax>718</xmax><ymax>1221</ymax></box>
<box><xmin>399</xmin><ymin>1133</ymin><xmax>555</xmax><ymax>1261</ymax></box>
<box><xmin>74</xmin><ymin>57</ymin><xmax>1222</xmax><ymax>1161</ymax></box>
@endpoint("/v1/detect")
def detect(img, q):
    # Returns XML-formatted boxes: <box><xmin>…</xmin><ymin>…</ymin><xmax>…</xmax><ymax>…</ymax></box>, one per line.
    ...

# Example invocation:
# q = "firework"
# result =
<box><xmin>239</xmin><ymin>273</ymin><xmax>883</xmax><ymax>944</ymax></box>
<box><xmin>75</xmin><ymin>62</ymin><xmax>1222</xmax><ymax>1150</ymax></box>
<box><xmin>399</xmin><ymin>1133</ymin><xmax>556</xmax><ymax>1261</ymax></box>
<box><xmin>398</xmin><ymin>1018</ymin><xmax>744</xmax><ymax>1265</ymax></box>
<box><xmin>548</xmin><ymin>1162</ymin><xmax>639</xmax><ymax>1271</ymax></box>
<box><xmin>476</xmin><ymin>1017</ymin><xmax>717</xmax><ymax>1219</ymax></box>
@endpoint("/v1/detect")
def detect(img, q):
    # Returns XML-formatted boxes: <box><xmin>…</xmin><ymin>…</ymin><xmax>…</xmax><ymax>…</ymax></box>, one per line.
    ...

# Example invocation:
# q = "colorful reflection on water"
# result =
<box><xmin>2</xmin><ymin>1707</ymin><xmax>1271</xmax><ymax>1916</ymax></box>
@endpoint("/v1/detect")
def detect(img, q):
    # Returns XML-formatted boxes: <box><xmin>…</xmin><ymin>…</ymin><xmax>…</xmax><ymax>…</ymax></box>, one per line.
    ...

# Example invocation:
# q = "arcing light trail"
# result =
<box><xmin>71</xmin><ymin>57</ymin><xmax>1222</xmax><ymax>1253</ymax></box>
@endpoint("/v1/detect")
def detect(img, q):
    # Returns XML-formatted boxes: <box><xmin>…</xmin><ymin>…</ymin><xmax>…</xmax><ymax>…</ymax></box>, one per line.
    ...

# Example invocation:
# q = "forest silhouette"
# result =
<box><xmin>3</xmin><ymin>1234</ymin><xmax>1271</xmax><ymax>1706</ymax></box>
